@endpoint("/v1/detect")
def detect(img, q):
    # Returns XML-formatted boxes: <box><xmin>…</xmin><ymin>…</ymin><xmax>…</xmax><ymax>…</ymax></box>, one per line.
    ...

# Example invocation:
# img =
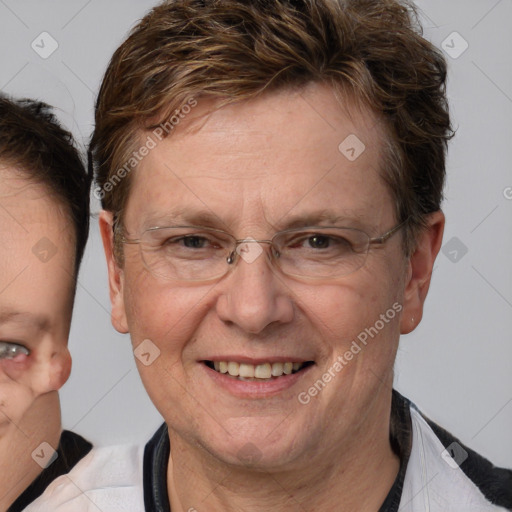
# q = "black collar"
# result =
<box><xmin>7</xmin><ymin>430</ymin><xmax>92</xmax><ymax>512</ymax></box>
<box><xmin>143</xmin><ymin>390</ymin><xmax>413</xmax><ymax>512</ymax></box>
<box><xmin>144</xmin><ymin>421</ymin><xmax>171</xmax><ymax>512</ymax></box>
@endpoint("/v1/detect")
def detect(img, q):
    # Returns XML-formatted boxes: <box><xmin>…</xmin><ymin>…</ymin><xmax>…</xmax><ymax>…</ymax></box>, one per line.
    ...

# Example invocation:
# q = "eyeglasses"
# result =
<box><xmin>121</xmin><ymin>219</ymin><xmax>408</xmax><ymax>282</ymax></box>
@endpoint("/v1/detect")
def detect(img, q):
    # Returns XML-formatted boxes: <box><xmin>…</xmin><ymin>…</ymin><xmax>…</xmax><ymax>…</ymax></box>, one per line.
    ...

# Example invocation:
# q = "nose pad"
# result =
<box><xmin>234</xmin><ymin>238</ymin><xmax>266</xmax><ymax>265</ymax></box>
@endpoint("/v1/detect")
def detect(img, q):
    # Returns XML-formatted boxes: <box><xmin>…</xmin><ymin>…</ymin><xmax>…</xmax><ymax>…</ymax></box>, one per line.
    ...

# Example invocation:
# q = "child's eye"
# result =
<box><xmin>0</xmin><ymin>341</ymin><xmax>30</xmax><ymax>359</ymax></box>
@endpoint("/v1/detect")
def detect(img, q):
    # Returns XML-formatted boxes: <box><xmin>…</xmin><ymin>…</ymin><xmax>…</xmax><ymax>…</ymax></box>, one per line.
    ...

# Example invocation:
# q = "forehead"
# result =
<box><xmin>0</xmin><ymin>168</ymin><xmax>75</xmax><ymax>320</ymax></box>
<box><xmin>125</xmin><ymin>83</ymin><xmax>394</xmax><ymax>234</ymax></box>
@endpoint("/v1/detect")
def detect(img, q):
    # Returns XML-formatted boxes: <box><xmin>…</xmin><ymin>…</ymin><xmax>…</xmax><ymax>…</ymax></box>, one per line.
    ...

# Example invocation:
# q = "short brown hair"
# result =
<box><xmin>0</xmin><ymin>94</ymin><xmax>91</xmax><ymax>275</ymax></box>
<box><xmin>91</xmin><ymin>0</ymin><xmax>452</xmax><ymax>256</ymax></box>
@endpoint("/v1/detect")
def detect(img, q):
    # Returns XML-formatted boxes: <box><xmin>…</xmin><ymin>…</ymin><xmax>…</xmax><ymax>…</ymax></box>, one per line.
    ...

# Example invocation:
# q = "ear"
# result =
<box><xmin>99</xmin><ymin>210</ymin><xmax>129</xmax><ymax>334</ymax></box>
<box><xmin>400</xmin><ymin>210</ymin><xmax>445</xmax><ymax>335</ymax></box>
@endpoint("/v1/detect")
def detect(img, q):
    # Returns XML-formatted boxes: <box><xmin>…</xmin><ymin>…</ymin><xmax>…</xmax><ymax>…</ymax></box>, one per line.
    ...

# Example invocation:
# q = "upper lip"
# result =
<box><xmin>202</xmin><ymin>356</ymin><xmax>314</xmax><ymax>364</ymax></box>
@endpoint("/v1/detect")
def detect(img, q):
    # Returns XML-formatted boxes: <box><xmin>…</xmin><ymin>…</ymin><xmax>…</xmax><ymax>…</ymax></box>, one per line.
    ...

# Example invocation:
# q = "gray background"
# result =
<box><xmin>0</xmin><ymin>0</ymin><xmax>510</xmax><ymax>467</ymax></box>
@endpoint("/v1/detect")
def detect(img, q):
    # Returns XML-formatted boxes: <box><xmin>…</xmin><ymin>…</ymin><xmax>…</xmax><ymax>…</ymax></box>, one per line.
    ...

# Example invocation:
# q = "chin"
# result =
<box><xmin>193</xmin><ymin>416</ymin><xmax>310</xmax><ymax>471</ymax></box>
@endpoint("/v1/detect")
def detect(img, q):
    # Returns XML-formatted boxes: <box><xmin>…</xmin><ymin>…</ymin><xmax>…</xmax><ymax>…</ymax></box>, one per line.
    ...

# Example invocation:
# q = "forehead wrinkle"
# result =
<box><xmin>222</xmin><ymin>184</ymin><xmax>276</xmax><ymax>236</ymax></box>
<box><xmin>140</xmin><ymin>183</ymin><xmax>271</xmax><ymax>236</ymax></box>
<box><xmin>170</xmin><ymin>125</ymin><xmax>274</xmax><ymax>174</ymax></box>
<box><xmin>131</xmin><ymin>88</ymin><xmax>393</xmax><ymax>240</ymax></box>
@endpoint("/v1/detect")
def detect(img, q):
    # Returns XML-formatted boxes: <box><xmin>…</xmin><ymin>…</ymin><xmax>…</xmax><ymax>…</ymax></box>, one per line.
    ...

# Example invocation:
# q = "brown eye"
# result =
<box><xmin>307</xmin><ymin>235</ymin><xmax>331</xmax><ymax>249</ymax></box>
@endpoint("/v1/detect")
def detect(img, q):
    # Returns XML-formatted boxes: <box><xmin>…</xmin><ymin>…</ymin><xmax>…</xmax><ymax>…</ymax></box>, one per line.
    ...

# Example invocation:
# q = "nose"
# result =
<box><xmin>215</xmin><ymin>242</ymin><xmax>294</xmax><ymax>334</ymax></box>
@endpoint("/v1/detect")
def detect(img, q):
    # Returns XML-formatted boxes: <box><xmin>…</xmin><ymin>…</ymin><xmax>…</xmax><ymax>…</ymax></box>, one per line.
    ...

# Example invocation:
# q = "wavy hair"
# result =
<box><xmin>91</xmin><ymin>0</ymin><xmax>453</xmax><ymax>256</ymax></box>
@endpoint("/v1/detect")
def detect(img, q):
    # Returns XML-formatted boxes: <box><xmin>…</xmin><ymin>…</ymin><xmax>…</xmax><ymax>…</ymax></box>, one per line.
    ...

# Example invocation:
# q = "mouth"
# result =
<box><xmin>203</xmin><ymin>360</ymin><xmax>315</xmax><ymax>381</ymax></box>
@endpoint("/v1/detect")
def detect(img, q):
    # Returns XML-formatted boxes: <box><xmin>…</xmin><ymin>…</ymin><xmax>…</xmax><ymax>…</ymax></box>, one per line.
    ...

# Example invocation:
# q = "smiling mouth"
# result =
<box><xmin>204</xmin><ymin>360</ymin><xmax>314</xmax><ymax>381</ymax></box>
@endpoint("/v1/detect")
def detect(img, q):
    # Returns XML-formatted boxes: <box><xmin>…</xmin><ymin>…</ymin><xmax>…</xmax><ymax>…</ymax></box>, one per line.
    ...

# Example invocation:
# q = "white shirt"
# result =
<box><xmin>24</xmin><ymin>393</ymin><xmax>512</xmax><ymax>511</ymax></box>
<box><xmin>23</xmin><ymin>444</ymin><xmax>144</xmax><ymax>512</ymax></box>
<box><xmin>398</xmin><ymin>405</ymin><xmax>510</xmax><ymax>511</ymax></box>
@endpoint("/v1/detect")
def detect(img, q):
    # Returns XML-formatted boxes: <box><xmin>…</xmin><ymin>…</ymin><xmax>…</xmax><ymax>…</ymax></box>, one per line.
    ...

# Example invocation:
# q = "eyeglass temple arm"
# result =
<box><xmin>369</xmin><ymin>218</ymin><xmax>409</xmax><ymax>245</ymax></box>
<box><xmin>120</xmin><ymin>236</ymin><xmax>141</xmax><ymax>244</ymax></box>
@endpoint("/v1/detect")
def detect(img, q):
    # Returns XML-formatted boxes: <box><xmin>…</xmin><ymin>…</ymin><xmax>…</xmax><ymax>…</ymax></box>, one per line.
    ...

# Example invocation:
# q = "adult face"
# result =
<box><xmin>101</xmin><ymin>82</ymin><xmax>443</xmax><ymax>471</ymax></box>
<box><xmin>0</xmin><ymin>167</ymin><xmax>73</xmax><ymax>437</ymax></box>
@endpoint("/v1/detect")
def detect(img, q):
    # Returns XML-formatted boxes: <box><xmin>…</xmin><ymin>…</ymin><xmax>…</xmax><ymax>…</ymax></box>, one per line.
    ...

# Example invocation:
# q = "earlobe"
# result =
<box><xmin>400</xmin><ymin>211</ymin><xmax>445</xmax><ymax>335</ymax></box>
<box><xmin>99</xmin><ymin>210</ymin><xmax>129</xmax><ymax>334</ymax></box>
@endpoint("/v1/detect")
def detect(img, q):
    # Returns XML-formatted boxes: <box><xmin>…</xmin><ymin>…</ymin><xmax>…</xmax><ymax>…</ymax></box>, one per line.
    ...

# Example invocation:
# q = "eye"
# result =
<box><xmin>305</xmin><ymin>235</ymin><xmax>333</xmax><ymax>249</ymax></box>
<box><xmin>287</xmin><ymin>232</ymin><xmax>353</xmax><ymax>251</ymax></box>
<box><xmin>163</xmin><ymin>231</ymin><xmax>229</xmax><ymax>252</ymax></box>
<box><xmin>179</xmin><ymin>235</ymin><xmax>213</xmax><ymax>249</ymax></box>
<box><xmin>0</xmin><ymin>341</ymin><xmax>30</xmax><ymax>360</ymax></box>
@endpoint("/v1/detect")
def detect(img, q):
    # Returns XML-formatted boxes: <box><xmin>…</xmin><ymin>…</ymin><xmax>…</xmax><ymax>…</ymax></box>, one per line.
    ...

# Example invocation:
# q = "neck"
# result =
<box><xmin>167</xmin><ymin>392</ymin><xmax>399</xmax><ymax>512</ymax></box>
<box><xmin>0</xmin><ymin>392</ymin><xmax>61</xmax><ymax>512</ymax></box>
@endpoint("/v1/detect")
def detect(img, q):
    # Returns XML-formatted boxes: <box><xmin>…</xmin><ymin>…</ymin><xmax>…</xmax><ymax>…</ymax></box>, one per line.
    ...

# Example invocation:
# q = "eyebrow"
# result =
<box><xmin>0</xmin><ymin>310</ymin><xmax>50</xmax><ymax>332</ymax></box>
<box><xmin>277</xmin><ymin>210</ymin><xmax>368</xmax><ymax>230</ymax></box>
<box><xmin>141</xmin><ymin>209</ymin><xmax>230</xmax><ymax>231</ymax></box>
<box><xmin>140</xmin><ymin>208</ymin><xmax>369</xmax><ymax>232</ymax></box>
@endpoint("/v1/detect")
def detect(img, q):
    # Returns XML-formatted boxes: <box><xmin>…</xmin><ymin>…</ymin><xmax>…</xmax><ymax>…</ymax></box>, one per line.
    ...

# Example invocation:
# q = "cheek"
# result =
<box><xmin>297</xmin><ymin>266</ymin><xmax>404</xmax><ymax>364</ymax></box>
<box><xmin>122</xmin><ymin>279</ymin><xmax>219</xmax><ymax>423</ymax></box>
<box><xmin>0</xmin><ymin>367</ymin><xmax>36</xmax><ymax>432</ymax></box>
<box><xmin>299</xmin><ymin>281</ymin><xmax>389</xmax><ymax>334</ymax></box>
<box><xmin>296</xmin><ymin>280</ymin><xmax>402</xmax><ymax>424</ymax></box>
<box><xmin>123</xmin><ymin>269</ymin><xmax>214</xmax><ymax>356</ymax></box>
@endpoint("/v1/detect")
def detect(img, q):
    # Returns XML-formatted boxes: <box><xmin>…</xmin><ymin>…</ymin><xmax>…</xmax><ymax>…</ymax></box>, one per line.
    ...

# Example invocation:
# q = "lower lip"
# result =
<box><xmin>201</xmin><ymin>363</ymin><xmax>313</xmax><ymax>398</ymax></box>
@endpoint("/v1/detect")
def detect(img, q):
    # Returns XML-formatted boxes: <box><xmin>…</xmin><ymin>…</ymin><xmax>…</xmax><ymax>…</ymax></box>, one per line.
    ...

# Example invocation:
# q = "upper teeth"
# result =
<box><xmin>213</xmin><ymin>361</ymin><xmax>303</xmax><ymax>379</ymax></box>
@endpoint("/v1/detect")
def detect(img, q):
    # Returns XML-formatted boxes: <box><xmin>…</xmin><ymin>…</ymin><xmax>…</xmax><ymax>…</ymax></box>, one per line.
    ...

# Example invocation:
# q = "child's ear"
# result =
<box><xmin>400</xmin><ymin>211</ymin><xmax>445</xmax><ymax>334</ymax></box>
<box><xmin>99</xmin><ymin>210</ymin><xmax>129</xmax><ymax>334</ymax></box>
